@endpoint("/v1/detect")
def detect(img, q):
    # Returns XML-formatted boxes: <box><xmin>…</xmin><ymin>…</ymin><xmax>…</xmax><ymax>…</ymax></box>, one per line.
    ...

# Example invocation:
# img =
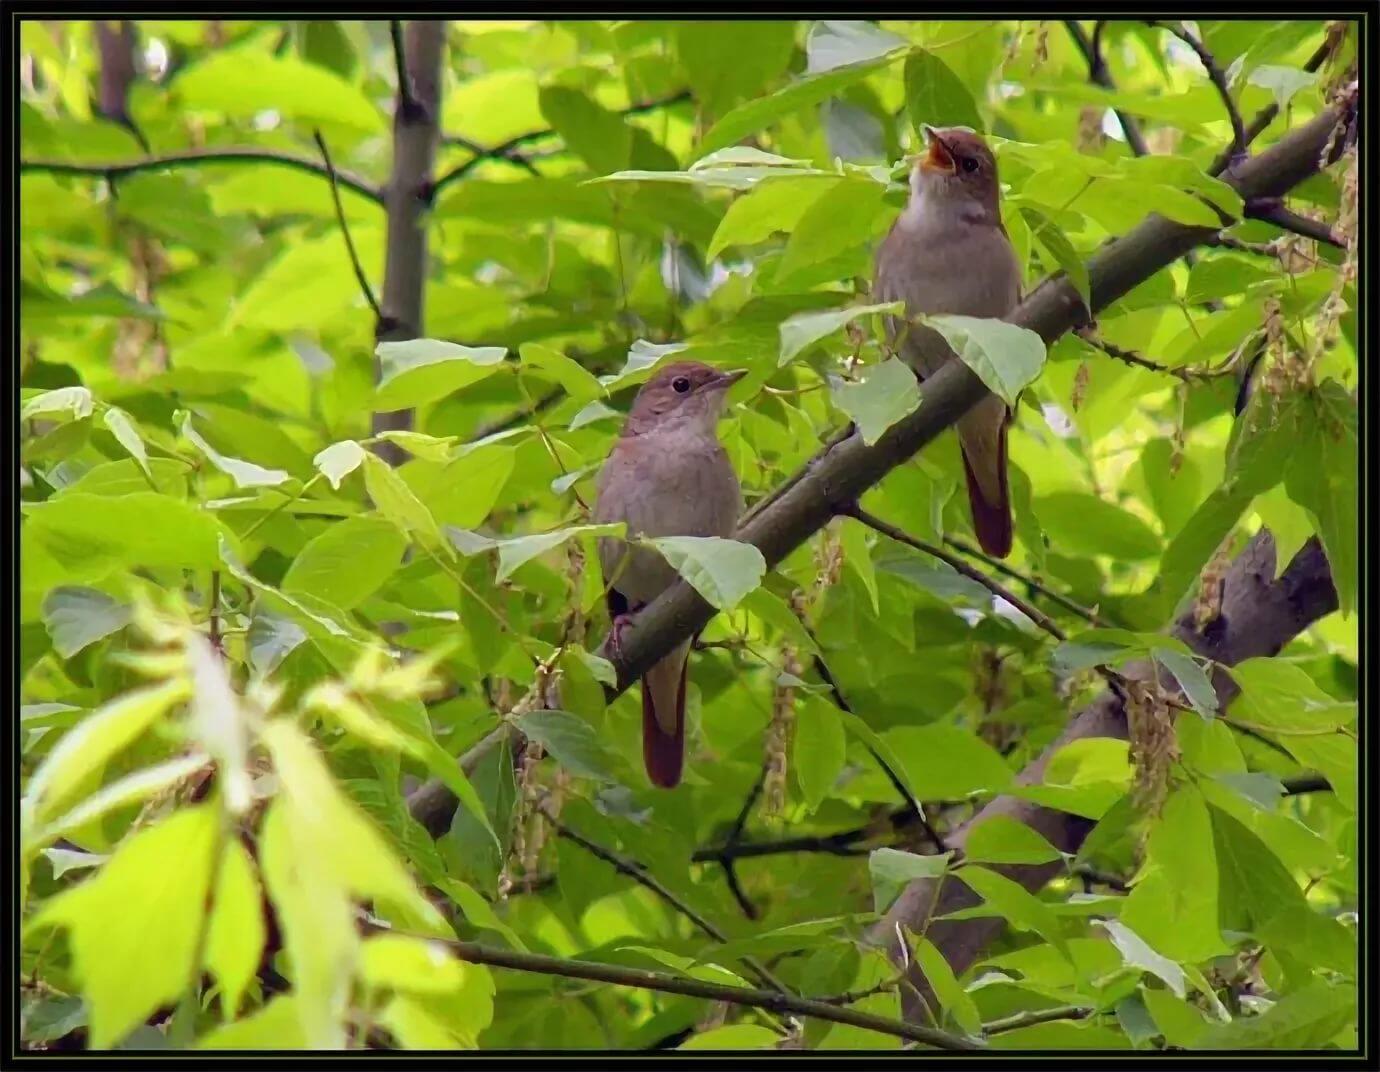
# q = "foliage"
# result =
<box><xmin>18</xmin><ymin>17</ymin><xmax>1358</xmax><ymax>1053</ymax></box>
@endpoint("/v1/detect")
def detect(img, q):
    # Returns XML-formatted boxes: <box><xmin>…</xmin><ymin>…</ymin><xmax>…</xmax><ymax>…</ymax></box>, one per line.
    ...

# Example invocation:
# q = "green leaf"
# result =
<box><xmin>776</xmin><ymin>177</ymin><xmax>889</xmax><ymax>282</ymax></box>
<box><xmin>963</xmin><ymin>814</ymin><xmax>1063</xmax><ymax>865</ymax></box>
<box><xmin>642</xmin><ymin>535</ymin><xmax>766</xmax><ymax>610</ymax></box>
<box><xmin>179</xmin><ymin>414</ymin><xmax>290</xmax><ymax>489</ymax></box>
<box><xmin>675</xmin><ymin>21</ymin><xmax>797</xmax><ymax>116</ymax></box>
<box><xmin>1094</xmin><ymin>918</ymin><xmax>1186</xmax><ymax>998</ymax></box>
<box><xmin>1141</xmin><ymin>987</ymin><xmax>1210</xmax><ymax>1048</ymax></box>
<box><xmin>174</xmin><ymin>49</ymin><xmax>383</xmax><ymax>132</ymax></box>
<box><xmin>1035</xmin><ymin>492</ymin><xmax>1161</xmax><ymax>561</ymax></box>
<box><xmin>205</xmin><ymin>839</ymin><xmax>265</xmax><ymax>1018</ymax></box>
<box><xmin>793</xmin><ymin>694</ymin><xmax>846</xmax><ymax>812</ymax></box>
<box><xmin>1020</xmin><ymin>207</ymin><xmax>1090</xmax><ymax>312</ymax></box>
<box><xmin>186</xmin><ymin>633</ymin><xmax>253</xmax><ymax>817</ymax></box>
<box><xmin>360</xmin><ymin>933</ymin><xmax>465</xmax><ymax>994</ymax></box>
<box><xmin>903</xmin><ymin>48</ymin><xmax>983</xmax><ymax>135</ymax></box>
<box><xmin>1151</xmin><ymin>648</ymin><xmax>1218</xmax><ymax>719</ymax></box>
<box><xmin>538</xmin><ymin>86</ymin><xmax>633</xmax><ymax>174</ymax></box>
<box><xmin>374</xmin><ymin>339</ymin><xmax>509</xmax><ymax>410</ymax></box>
<box><xmin>708</xmin><ymin>176</ymin><xmax>839</xmax><ymax>260</ymax></box>
<box><xmin>494</xmin><ymin>523</ymin><xmax>624</xmax><ymax>583</ymax></box>
<box><xmin>23</xmin><ymin>677</ymin><xmax>189</xmax><ymax>828</ymax></box>
<box><xmin>102</xmin><ymin>407</ymin><xmax>152</xmax><ymax>478</ymax></box>
<box><xmin>1247</xmin><ymin>64</ymin><xmax>1319</xmax><ymax>109</ymax></box>
<box><xmin>840</xmin><ymin>515</ymin><xmax>880</xmax><ymax>613</ymax></box>
<box><xmin>913</xmin><ymin>934</ymin><xmax>981</xmax><ymax>1035</ymax></box>
<box><xmin>37</xmin><ymin>755</ymin><xmax>211</xmax><ymax>849</ymax></box>
<box><xmin>375</xmin><ymin>431</ymin><xmax>457</xmax><ymax>463</ymax></box>
<box><xmin>828</xmin><ymin>357</ymin><xmax>922</xmax><ymax>445</ymax></box>
<box><xmin>518</xmin><ymin>343</ymin><xmax>605</xmax><ymax>402</ymax></box>
<box><xmin>41</xmin><ymin>586</ymin><xmax>130</xmax><ymax>659</ymax></box>
<box><xmin>1228</xmin><ymin>658</ymin><xmax>1356</xmax><ymax>735</ymax></box>
<box><xmin>26</xmin><ymin>492</ymin><xmax>226</xmax><ymax>579</ymax></box>
<box><xmin>1198</xmin><ymin>981</ymin><xmax>1355</xmax><ymax>1050</ymax></box>
<box><xmin>868</xmin><ymin>847</ymin><xmax>951</xmax><ymax>913</ymax></box>
<box><xmin>921</xmin><ymin>315</ymin><xmax>1046</xmax><ymax>408</ymax></box>
<box><xmin>953</xmin><ymin>864</ymin><xmax>1069</xmax><ymax>959</ymax></box>
<box><xmin>21</xmin><ymin>385</ymin><xmax>93</xmax><ymax>422</ymax></box>
<box><xmin>680</xmin><ymin>1024</ymin><xmax>782</xmax><ymax>1050</ymax></box>
<box><xmin>34</xmin><ymin>805</ymin><xmax>218</xmax><ymax>1048</ymax></box>
<box><xmin>362</xmin><ymin>454</ymin><xmax>449</xmax><ymax>555</ymax></box>
<box><xmin>779</xmin><ymin>301</ymin><xmax>903</xmax><ymax>365</ymax></box>
<box><xmin>515</xmin><ymin>710</ymin><xmax>622</xmax><ymax>784</ymax></box>
<box><xmin>283</xmin><ymin>517</ymin><xmax>407</xmax><ymax>610</ymax></box>
<box><xmin>197</xmin><ymin>995</ymin><xmax>307</xmax><ymax>1050</ymax></box>
<box><xmin>808</xmin><ymin>20</ymin><xmax>909</xmax><ymax>73</ymax></box>
<box><xmin>879</xmin><ymin>724</ymin><xmax>1014</xmax><ymax>800</ymax></box>
<box><xmin>1209</xmin><ymin>802</ymin><xmax>1305</xmax><ymax>936</ymax></box>
<box><xmin>312</xmin><ymin>440</ymin><xmax>367</xmax><ymax>489</ymax></box>
<box><xmin>699</xmin><ymin>47</ymin><xmax>907</xmax><ymax>156</ymax></box>
<box><xmin>1285</xmin><ymin>383</ymin><xmax>1357</xmax><ymax>615</ymax></box>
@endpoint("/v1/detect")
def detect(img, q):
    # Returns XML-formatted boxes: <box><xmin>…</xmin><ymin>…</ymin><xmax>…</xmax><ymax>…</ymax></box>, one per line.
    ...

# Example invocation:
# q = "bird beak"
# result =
<box><xmin>920</xmin><ymin>125</ymin><xmax>957</xmax><ymax>175</ymax></box>
<box><xmin>706</xmin><ymin>368</ymin><xmax>747</xmax><ymax>391</ymax></box>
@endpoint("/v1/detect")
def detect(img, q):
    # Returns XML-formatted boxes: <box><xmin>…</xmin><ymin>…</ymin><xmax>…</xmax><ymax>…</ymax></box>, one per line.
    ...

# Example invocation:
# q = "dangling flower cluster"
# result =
<box><xmin>495</xmin><ymin>656</ymin><xmax>560</xmax><ymax>899</ymax></box>
<box><xmin>1307</xmin><ymin>143</ymin><xmax>1358</xmax><ymax>379</ymax></box>
<box><xmin>1125</xmin><ymin>678</ymin><xmax>1178</xmax><ymax>817</ymax></box>
<box><xmin>1077</xmin><ymin>107</ymin><xmax>1106</xmax><ymax>155</ymax></box>
<box><xmin>1193</xmin><ymin>535</ymin><xmax>1233</xmax><ymax>633</ymax></box>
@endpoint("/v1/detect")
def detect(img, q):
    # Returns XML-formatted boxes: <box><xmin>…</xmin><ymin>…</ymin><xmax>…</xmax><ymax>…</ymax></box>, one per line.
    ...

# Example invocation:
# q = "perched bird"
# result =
<box><xmin>874</xmin><ymin>125</ymin><xmax>1023</xmax><ymax>558</ymax></box>
<box><xmin>593</xmin><ymin>362</ymin><xmax>745</xmax><ymax>788</ymax></box>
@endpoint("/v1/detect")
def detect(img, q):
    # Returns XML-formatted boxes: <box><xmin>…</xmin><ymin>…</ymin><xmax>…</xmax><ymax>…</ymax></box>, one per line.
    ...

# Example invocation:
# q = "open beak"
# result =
<box><xmin>706</xmin><ymin>368</ymin><xmax>747</xmax><ymax>391</ymax></box>
<box><xmin>920</xmin><ymin>125</ymin><xmax>957</xmax><ymax>175</ymax></box>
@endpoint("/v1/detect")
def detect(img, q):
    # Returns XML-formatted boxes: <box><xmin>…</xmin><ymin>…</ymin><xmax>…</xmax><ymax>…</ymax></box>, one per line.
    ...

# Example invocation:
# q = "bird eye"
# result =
<box><xmin>960</xmin><ymin>157</ymin><xmax>980</xmax><ymax>173</ymax></box>
<box><xmin>672</xmin><ymin>376</ymin><xmax>691</xmax><ymax>394</ymax></box>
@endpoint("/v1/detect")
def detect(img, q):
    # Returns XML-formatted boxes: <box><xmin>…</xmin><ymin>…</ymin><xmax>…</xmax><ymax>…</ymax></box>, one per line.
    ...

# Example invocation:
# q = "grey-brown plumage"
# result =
<box><xmin>875</xmin><ymin>126</ymin><xmax>1022</xmax><ymax>557</ymax></box>
<box><xmin>593</xmin><ymin>361</ymin><xmax>744</xmax><ymax>788</ymax></box>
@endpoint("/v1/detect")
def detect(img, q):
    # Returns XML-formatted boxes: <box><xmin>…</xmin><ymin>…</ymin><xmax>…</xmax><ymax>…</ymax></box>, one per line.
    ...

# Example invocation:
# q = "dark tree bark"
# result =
<box><xmin>374</xmin><ymin>20</ymin><xmax>447</xmax><ymax>466</ymax></box>
<box><xmin>871</xmin><ymin>533</ymin><xmax>1339</xmax><ymax>1020</ymax></box>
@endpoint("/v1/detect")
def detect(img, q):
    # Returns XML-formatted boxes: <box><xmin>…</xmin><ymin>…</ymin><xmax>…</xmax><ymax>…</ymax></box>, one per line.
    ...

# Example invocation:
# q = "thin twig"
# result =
<box><xmin>984</xmin><ymin>1004</ymin><xmax>1093</xmax><ymax>1036</ymax></box>
<box><xmin>1149</xmin><ymin>21</ymin><xmax>1247</xmax><ymax>164</ymax></box>
<box><xmin>538</xmin><ymin>805</ymin><xmax>790</xmax><ymax>995</ymax></box>
<box><xmin>361</xmin><ymin>918</ymin><xmax>980</xmax><ymax>1050</ymax></box>
<box><xmin>942</xmin><ymin>536</ymin><xmax>1103</xmax><ymax>626</ymax></box>
<box><xmin>432</xmin><ymin>89</ymin><xmax>692</xmax><ymax>196</ymax></box>
<box><xmin>1076</xmin><ymin>325</ymin><xmax>1255</xmax><ymax>383</ymax></box>
<box><xmin>22</xmin><ymin>148</ymin><xmax>382</xmax><ymax>202</ymax></box>
<box><xmin>843</xmin><ymin>505</ymin><xmax>1067</xmax><ymax>642</ymax></box>
<box><xmin>313</xmin><ymin>130</ymin><xmax>382</xmax><ymax>321</ymax></box>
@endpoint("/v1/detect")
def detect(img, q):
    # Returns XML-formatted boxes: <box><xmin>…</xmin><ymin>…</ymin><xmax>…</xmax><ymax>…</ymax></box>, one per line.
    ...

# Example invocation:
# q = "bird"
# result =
<box><xmin>874</xmin><ymin>125</ymin><xmax>1023</xmax><ymax>558</ymax></box>
<box><xmin>593</xmin><ymin>361</ymin><xmax>745</xmax><ymax>788</ymax></box>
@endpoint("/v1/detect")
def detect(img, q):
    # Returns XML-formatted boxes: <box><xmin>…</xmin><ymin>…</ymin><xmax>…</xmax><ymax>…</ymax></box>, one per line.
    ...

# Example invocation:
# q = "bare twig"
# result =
<box><xmin>313</xmin><ymin>130</ymin><xmax>382</xmax><ymax>320</ymax></box>
<box><xmin>361</xmin><ymin>919</ymin><xmax>980</xmax><ymax>1050</ymax></box>
<box><xmin>984</xmin><ymin>1004</ymin><xmax>1093</xmax><ymax>1035</ymax></box>
<box><xmin>21</xmin><ymin>149</ymin><xmax>383</xmax><ymax>203</ymax></box>
<box><xmin>842</xmin><ymin>505</ymin><xmax>1067</xmax><ymax>642</ymax></box>
<box><xmin>1063</xmin><ymin>21</ymin><xmax>1151</xmax><ymax>156</ymax></box>
<box><xmin>389</xmin><ymin>20</ymin><xmax>418</xmax><ymax>117</ymax></box>
<box><xmin>1149</xmin><ymin>21</ymin><xmax>1248</xmax><ymax>164</ymax></box>
<box><xmin>941</xmin><ymin>536</ymin><xmax>1103</xmax><ymax>626</ymax></box>
<box><xmin>1076</xmin><ymin>325</ymin><xmax>1256</xmax><ymax>383</ymax></box>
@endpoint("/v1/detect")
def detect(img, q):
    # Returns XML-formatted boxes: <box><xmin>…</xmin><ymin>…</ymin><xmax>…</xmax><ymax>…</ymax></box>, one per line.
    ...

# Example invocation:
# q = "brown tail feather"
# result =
<box><xmin>960</xmin><ymin>426</ymin><xmax>1012</xmax><ymax>559</ymax></box>
<box><xmin>642</xmin><ymin>647</ymin><xmax>689</xmax><ymax>789</ymax></box>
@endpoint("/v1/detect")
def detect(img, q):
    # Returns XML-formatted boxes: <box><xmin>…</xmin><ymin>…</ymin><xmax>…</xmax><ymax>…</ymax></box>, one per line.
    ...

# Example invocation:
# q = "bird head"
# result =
<box><xmin>910</xmin><ymin>126</ymin><xmax>1002</xmax><ymax>220</ymax></box>
<box><xmin>625</xmin><ymin>361</ymin><xmax>746</xmax><ymax>436</ymax></box>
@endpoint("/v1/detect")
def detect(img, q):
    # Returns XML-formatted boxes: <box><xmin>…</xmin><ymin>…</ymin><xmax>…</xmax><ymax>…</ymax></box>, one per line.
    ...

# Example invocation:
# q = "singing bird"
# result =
<box><xmin>593</xmin><ymin>362</ymin><xmax>745</xmax><ymax>788</ymax></box>
<box><xmin>874</xmin><ymin>125</ymin><xmax>1022</xmax><ymax>558</ymax></box>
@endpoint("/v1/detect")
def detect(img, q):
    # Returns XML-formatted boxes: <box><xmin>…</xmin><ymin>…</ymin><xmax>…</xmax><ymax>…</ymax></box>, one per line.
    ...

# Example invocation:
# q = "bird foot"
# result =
<box><xmin>605</xmin><ymin>610</ymin><xmax>641</xmax><ymax>661</ymax></box>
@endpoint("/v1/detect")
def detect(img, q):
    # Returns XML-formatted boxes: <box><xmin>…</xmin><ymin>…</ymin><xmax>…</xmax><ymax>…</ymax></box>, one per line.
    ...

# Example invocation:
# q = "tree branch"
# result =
<box><xmin>313</xmin><ymin>130</ymin><xmax>382</xmax><ymax>320</ymax></box>
<box><xmin>843</xmin><ymin>505</ymin><xmax>1067</xmax><ymax>642</ymax></box>
<box><xmin>984</xmin><ymin>1004</ymin><xmax>1093</xmax><ymax>1035</ymax></box>
<box><xmin>21</xmin><ymin>149</ymin><xmax>383</xmax><ymax>203</ymax></box>
<box><xmin>1245</xmin><ymin>198</ymin><xmax>1344</xmax><ymax>247</ymax></box>
<box><xmin>373</xmin><ymin>20</ymin><xmax>447</xmax><ymax>466</ymax></box>
<box><xmin>407</xmin><ymin>99</ymin><xmax>1355</xmax><ymax>847</ymax></box>
<box><xmin>363</xmin><ymin>921</ymin><xmax>980</xmax><ymax>1050</ymax></box>
<box><xmin>1149</xmin><ymin>21</ymin><xmax>1248</xmax><ymax>164</ymax></box>
<box><xmin>941</xmin><ymin>536</ymin><xmax>1102</xmax><ymax>626</ymax></box>
<box><xmin>872</xmin><ymin>533</ymin><xmax>1340</xmax><ymax>1022</ymax></box>
<box><xmin>1075</xmin><ymin>324</ymin><xmax>1259</xmax><ymax>382</ymax></box>
<box><xmin>389</xmin><ymin>20</ymin><xmax>417</xmax><ymax>118</ymax></box>
<box><xmin>93</xmin><ymin>20</ymin><xmax>149</xmax><ymax>152</ymax></box>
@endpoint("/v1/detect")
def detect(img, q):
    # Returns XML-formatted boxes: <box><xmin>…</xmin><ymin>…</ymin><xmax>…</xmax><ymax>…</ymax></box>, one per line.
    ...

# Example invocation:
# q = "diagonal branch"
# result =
<box><xmin>1245</xmin><ymin>198</ymin><xmax>1344</xmax><ymax>247</ymax></box>
<box><xmin>408</xmin><ymin>100</ymin><xmax>1355</xmax><ymax>841</ymax></box>
<box><xmin>941</xmin><ymin>536</ymin><xmax>1102</xmax><ymax>626</ymax></box>
<box><xmin>21</xmin><ymin>148</ymin><xmax>383</xmax><ymax>203</ymax></box>
<box><xmin>1063</xmin><ymin>21</ymin><xmax>1152</xmax><ymax>157</ymax></box>
<box><xmin>363</xmin><ymin>920</ymin><xmax>980</xmax><ymax>1050</ymax></box>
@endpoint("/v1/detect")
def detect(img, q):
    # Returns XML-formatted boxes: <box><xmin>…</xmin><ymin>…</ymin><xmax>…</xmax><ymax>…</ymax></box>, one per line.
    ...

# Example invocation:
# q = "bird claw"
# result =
<box><xmin>606</xmin><ymin>611</ymin><xmax>638</xmax><ymax>661</ymax></box>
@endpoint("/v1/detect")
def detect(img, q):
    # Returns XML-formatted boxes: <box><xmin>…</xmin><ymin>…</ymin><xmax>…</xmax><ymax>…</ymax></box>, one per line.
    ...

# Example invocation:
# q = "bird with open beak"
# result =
<box><xmin>593</xmin><ymin>361</ymin><xmax>746</xmax><ymax>788</ymax></box>
<box><xmin>874</xmin><ymin>125</ymin><xmax>1022</xmax><ymax>557</ymax></box>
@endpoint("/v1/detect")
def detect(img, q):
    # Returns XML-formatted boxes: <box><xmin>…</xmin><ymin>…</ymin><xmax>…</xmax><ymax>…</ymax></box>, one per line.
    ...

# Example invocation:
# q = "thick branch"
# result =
<box><xmin>367</xmin><ymin>924</ymin><xmax>978</xmax><ymax>1050</ymax></box>
<box><xmin>872</xmin><ymin>533</ymin><xmax>1339</xmax><ymax>1022</ymax></box>
<box><xmin>373</xmin><ymin>20</ymin><xmax>447</xmax><ymax>465</ymax></box>
<box><xmin>21</xmin><ymin>149</ymin><xmax>383</xmax><ymax>203</ymax></box>
<box><xmin>408</xmin><ymin>101</ymin><xmax>1354</xmax><ymax>839</ymax></box>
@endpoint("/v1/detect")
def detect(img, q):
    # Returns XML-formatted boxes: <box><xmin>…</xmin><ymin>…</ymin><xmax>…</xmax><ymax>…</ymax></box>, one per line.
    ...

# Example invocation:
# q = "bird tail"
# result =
<box><xmin>641</xmin><ymin>642</ymin><xmax>690</xmax><ymax>789</ymax></box>
<box><xmin>958</xmin><ymin>401</ymin><xmax>1012</xmax><ymax>559</ymax></box>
